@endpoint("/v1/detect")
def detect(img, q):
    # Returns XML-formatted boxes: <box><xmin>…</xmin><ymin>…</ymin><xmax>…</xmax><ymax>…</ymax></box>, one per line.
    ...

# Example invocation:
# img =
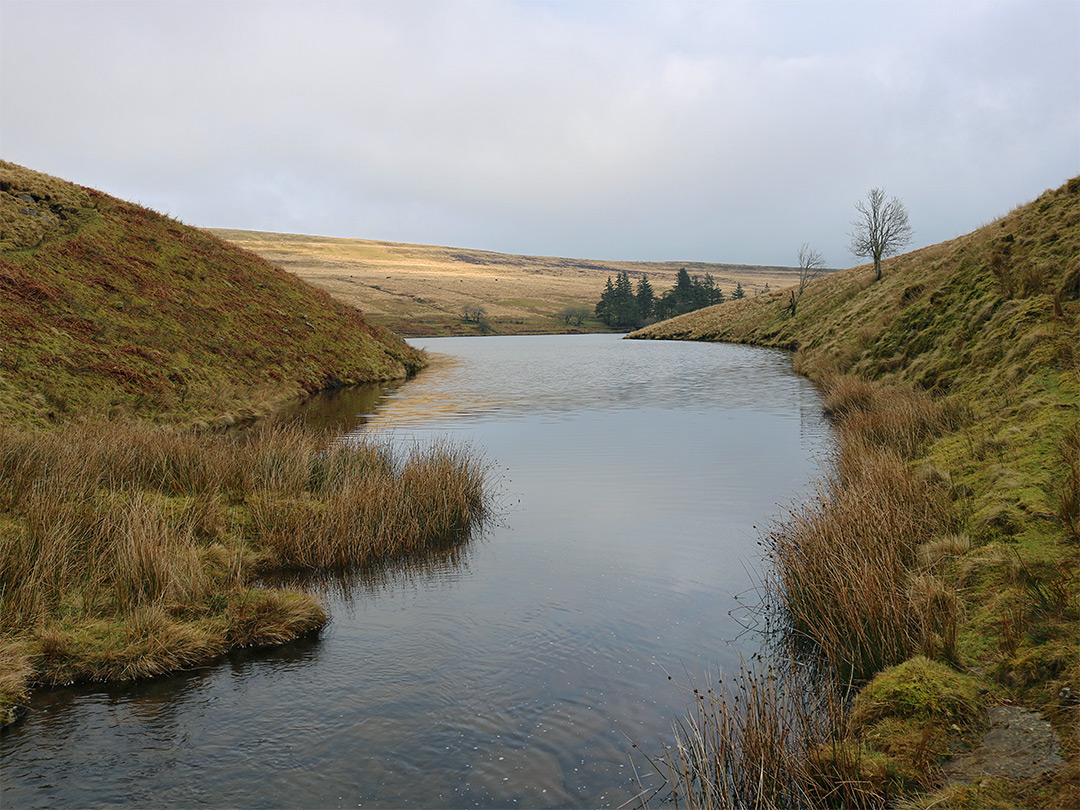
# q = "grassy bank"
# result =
<box><xmin>632</xmin><ymin>178</ymin><xmax>1079</xmax><ymax>807</ymax></box>
<box><xmin>0</xmin><ymin>162</ymin><xmax>489</xmax><ymax>726</ymax></box>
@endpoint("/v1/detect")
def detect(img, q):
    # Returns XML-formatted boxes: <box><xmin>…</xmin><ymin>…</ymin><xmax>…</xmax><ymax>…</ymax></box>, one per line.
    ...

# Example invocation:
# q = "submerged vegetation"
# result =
<box><xmin>633</xmin><ymin>177</ymin><xmax>1079</xmax><ymax>808</ymax></box>
<box><xmin>0</xmin><ymin>163</ymin><xmax>489</xmax><ymax>726</ymax></box>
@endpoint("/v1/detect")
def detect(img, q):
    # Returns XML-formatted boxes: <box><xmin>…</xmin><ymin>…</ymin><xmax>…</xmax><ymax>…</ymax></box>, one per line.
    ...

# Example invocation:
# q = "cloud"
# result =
<box><xmin>2</xmin><ymin>0</ymin><xmax>1076</xmax><ymax>265</ymax></box>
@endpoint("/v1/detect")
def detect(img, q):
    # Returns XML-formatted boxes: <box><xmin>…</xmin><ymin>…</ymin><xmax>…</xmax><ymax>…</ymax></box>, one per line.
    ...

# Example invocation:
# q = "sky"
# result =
<box><xmin>2</xmin><ymin>0</ymin><xmax>1078</xmax><ymax>267</ymax></box>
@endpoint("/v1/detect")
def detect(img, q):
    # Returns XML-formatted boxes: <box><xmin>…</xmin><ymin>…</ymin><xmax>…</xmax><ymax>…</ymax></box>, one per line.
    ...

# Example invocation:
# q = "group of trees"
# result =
<box><xmin>594</xmin><ymin>269</ymin><xmax>747</xmax><ymax>329</ymax></box>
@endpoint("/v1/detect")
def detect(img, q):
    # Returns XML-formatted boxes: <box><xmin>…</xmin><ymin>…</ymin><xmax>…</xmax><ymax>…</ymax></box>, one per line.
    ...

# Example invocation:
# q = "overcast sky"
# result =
<box><xmin>2</xmin><ymin>0</ymin><xmax>1077</xmax><ymax>266</ymax></box>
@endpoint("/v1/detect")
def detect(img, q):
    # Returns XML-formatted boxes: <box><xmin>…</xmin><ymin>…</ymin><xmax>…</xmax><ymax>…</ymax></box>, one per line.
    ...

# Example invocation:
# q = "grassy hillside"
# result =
<box><xmin>0</xmin><ymin>164</ymin><xmax>488</xmax><ymax>729</ymax></box>
<box><xmin>632</xmin><ymin>178</ymin><xmax>1079</xmax><ymax>807</ymax></box>
<box><xmin>1</xmin><ymin>161</ymin><xmax>424</xmax><ymax>426</ymax></box>
<box><xmin>212</xmin><ymin>228</ymin><xmax>808</xmax><ymax>336</ymax></box>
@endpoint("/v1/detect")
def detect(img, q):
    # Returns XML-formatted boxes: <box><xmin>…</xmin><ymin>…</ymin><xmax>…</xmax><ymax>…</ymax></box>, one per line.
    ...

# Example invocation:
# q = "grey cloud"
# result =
<box><xmin>2</xmin><ymin>0</ymin><xmax>1076</xmax><ymax>266</ymax></box>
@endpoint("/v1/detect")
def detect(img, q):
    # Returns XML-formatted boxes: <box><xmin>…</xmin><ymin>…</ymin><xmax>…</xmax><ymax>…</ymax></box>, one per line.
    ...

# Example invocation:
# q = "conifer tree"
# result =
<box><xmin>595</xmin><ymin>276</ymin><xmax>616</xmax><ymax>325</ymax></box>
<box><xmin>636</xmin><ymin>274</ymin><xmax>655</xmax><ymax>322</ymax></box>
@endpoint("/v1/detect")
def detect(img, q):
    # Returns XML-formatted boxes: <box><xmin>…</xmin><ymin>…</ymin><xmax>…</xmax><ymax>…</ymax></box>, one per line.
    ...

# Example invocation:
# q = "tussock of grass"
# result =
<box><xmin>766</xmin><ymin>383</ymin><xmax>963</xmax><ymax>682</ymax></box>
<box><xmin>0</xmin><ymin>420</ymin><xmax>487</xmax><ymax>722</ymax></box>
<box><xmin>647</xmin><ymin>661</ymin><xmax>904</xmax><ymax>810</ymax></box>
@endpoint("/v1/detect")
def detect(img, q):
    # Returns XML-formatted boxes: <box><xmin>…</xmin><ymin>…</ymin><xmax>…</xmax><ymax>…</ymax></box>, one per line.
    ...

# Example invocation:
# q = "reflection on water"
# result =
<box><xmin>264</xmin><ymin>535</ymin><xmax>476</xmax><ymax>608</ymax></box>
<box><xmin>276</xmin><ymin>379</ymin><xmax>406</xmax><ymax>432</ymax></box>
<box><xmin>2</xmin><ymin>334</ymin><xmax>831</xmax><ymax>809</ymax></box>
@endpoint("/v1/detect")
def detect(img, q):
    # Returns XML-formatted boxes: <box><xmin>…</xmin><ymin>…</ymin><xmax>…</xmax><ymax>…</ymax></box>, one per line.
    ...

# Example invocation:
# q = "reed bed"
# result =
<box><xmin>0</xmin><ymin>419</ymin><xmax>487</xmax><ymax>719</ymax></box>
<box><xmin>645</xmin><ymin>377</ymin><xmax>967</xmax><ymax>808</ymax></box>
<box><xmin>766</xmin><ymin>439</ymin><xmax>955</xmax><ymax>682</ymax></box>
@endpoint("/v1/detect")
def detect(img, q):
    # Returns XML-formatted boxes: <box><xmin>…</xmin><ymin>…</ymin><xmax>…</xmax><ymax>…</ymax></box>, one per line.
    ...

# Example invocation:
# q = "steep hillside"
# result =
<box><xmin>0</xmin><ymin>161</ymin><xmax>424</xmax><ymax>425</ymax></box>
<box><xmin>632</xmin><ymin>178</ymin><xmax>1079</xmax><ymax>807</ymax></box>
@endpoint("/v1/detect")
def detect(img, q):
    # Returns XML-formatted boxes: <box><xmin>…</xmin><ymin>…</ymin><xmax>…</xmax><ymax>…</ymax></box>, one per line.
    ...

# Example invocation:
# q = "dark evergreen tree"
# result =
<box><xmin>602</xmin><ymin>268</ymin><xmax>732</xmax><ymax>325</ymax></box>
<box><xmin>595</xmin><ymin>272</ymin><xmax>642</xmax><ymax>328</ymax></box>
<box><xmin>700</xmin><ymin>273</ymin><xmax>724</xmax><ymax>306</ymax></box>
<box><xmin>595</xmin><ymin>276</ymin><xmax>616</xmax><ymax>325</ymax></box>
<box><xmin>732</xmin><ymin>281</ymin><xmax>745</xmax><ymax>300</ymax></box>
<box><xmin>636</xmin><ymin>274</ymin><xmax>655</xmax><ymax>322</ymax></box>
<box><xmin>611</xmin><ymin>270</ymin><xmax>641</xmax><ymax>329</ymax></box>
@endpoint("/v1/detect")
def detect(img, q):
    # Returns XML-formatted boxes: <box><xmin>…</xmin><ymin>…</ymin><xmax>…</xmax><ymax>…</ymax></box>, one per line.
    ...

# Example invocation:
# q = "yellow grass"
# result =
<box><xmin>211</xmin><ymin>229</ymin><xmax>807</xmax><ymax>336</ymax></box>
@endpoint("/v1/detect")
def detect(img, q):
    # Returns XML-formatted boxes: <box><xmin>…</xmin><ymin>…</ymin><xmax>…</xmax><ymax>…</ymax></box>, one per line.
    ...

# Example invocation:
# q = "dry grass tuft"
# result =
<box><xmin>767</xmin><ymin>435</ymin><xmax>953</xmax><ymax>681</ymax></box>
<box><xmin>644</xmin><ymin>661</ymin><xmax>892</xmax><ymax>810</ymax></box>
<box><xmin>1058</xmin><ymin>423</ymin><xmax>1080</xmax><ymax>543</ymax></box>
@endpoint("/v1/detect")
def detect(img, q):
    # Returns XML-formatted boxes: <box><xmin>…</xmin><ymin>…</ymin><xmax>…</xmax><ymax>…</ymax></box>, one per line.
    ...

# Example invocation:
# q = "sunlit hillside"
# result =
<box><xmin>632</xmin><ymin>177</ymin><xmax>1079</xmax><ymax>809</ymax></box>
<box><xmin>212</xmin><ymin>228</ymin><xmax>809</xmax><ymax>336</ymax></box>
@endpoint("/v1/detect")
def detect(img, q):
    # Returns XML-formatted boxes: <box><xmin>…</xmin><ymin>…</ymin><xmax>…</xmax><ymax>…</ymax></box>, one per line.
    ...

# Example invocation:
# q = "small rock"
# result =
<box><xmin>944</xmin><ymin>705</ymin><xmax>1063</xmax><ymax>784</ymax></box>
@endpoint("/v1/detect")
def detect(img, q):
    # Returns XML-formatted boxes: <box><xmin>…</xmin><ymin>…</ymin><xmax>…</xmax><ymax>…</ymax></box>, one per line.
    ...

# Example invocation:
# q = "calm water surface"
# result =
<box><xmin>2</xmin><ymin>334</ymin><xmax>830</xmax><ymax>809</ymax></box>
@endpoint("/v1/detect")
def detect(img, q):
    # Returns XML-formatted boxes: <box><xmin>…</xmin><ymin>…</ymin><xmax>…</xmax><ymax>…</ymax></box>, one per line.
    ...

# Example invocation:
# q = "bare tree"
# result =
<box><xmin>787</xmin><ymin>243</ymin><xmax>826</xmax><ymax>316</ymax></box>
<box><xmin>461</xmin><ymin>304</ymin><xmax>487</xmax><ymax>324</ymax></box>
<box><xmin>557</xmin><ymin>305</ymin><xmax>590</xmax><ymax>328</ymax></box>
<box><xmin>849</xmin><ymin>187</ymin><xmax>913</xmax><ymax>281</ymax></box>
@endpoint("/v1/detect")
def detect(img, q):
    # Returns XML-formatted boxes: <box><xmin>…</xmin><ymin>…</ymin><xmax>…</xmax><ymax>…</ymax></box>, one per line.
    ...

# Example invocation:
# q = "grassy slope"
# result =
<box><xmin>212</xmin><ymin>227</ymin><xmax>809</xmax><ymax>337</ymax></box>
<box><xmin>1</xmin><ymin>161</ymin><xmax>424</xmax><ymax>426</ymax></box>
<box><xmin>632</xmin><ymin>177</ymin><xmax>1079</xmax><ymax>806</ymax></box>
<box><xmin>0</xmin><ymin>163</ymin><xmax>490</xmax><ymax>728</ymax></box>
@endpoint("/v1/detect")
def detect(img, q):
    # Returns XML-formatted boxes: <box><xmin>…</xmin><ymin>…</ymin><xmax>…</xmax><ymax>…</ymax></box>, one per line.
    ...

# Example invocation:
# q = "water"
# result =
<box><xmin>1</xmin><ymin>334</ymin><xmax>830</xmax><ymax>809</ymax></box>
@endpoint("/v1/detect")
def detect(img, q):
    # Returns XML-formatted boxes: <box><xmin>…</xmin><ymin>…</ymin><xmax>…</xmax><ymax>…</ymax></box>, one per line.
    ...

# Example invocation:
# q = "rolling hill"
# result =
<box><xmin>631</xmin><ymin>177</ymin><xmax>1079</xmax><ymax>808</ymax></box>
<box><xmin>211</xmin><ymin>228</ymin><xmax>809</xmax><ymax>336</ymax></box>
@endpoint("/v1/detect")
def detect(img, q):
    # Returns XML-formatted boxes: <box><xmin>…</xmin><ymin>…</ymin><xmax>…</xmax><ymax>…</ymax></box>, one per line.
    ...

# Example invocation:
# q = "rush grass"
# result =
<box><xmin>0</xmin><ymin>420</ymin><xmax>487</xmax><ymax>725</ymax></box>
<box><xmin>634</xmin><ymin>177</ymin><xmax>1079</xmax><ymax>807</ymax></box>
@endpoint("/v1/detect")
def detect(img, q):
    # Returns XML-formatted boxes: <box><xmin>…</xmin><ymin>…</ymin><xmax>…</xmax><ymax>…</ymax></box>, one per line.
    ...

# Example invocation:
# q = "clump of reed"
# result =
<box><xmin>766</xmin><ymin>438</ymin><xmax>956</xmax><ymax>682</ymax></box>
<box><xmin>249</xmin><ymin>438</ymin><xmax>486</xmax><ymax>570</ymax></box>
<box><xmin>821</xmin><ymin>376</ymin><xmax>964</xmax><ymax>461</ymax></box>
<box><xmin>643</xmin><ymin>660</ymin><xmax>892</xmax><ymax>810</ymax></box>
<box><xmin>0</xmin><ymin>419</ymin><xmax>487</xmax><ymax>710</ymax></box>
<box><xmin>766</xmin><ymin>379</ymin><xmax>962</xmax><ymax>682</ymax></box>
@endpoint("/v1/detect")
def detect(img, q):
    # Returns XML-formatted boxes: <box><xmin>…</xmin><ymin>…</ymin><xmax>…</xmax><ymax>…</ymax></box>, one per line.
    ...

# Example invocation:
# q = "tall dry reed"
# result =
<box><xmin>643</xmin><ymin>376</ymin><xmax>966</xmax><ymax>808</ymax></box>
<box><xmin>644</xmin><ymin>660</ymin><xmax>889</xmax><ymax>810</ymax></box>
<box><xmin>0</xmin><ymin>419</ymin><xmax>488</xmax><ymax>694</ymax></box>
<box><xmin>767</xmin><ymin>409</ymin><xmax>956</xmax><ymax>682</ymax></box>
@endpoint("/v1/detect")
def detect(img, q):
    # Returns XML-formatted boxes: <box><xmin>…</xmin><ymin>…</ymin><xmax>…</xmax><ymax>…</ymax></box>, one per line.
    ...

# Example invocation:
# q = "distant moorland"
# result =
<box><xmin>211</xmin><ymin>228</ymin><xmax>809</xmax><ymax>336</ymax></box>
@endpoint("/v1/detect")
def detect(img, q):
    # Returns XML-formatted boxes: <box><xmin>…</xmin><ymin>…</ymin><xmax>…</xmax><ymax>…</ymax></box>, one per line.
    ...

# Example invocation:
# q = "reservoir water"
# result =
<box><xmin>1</xmin><ymin>334</ymin><xmax>830</xmax><ymax>809</ymax></box>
